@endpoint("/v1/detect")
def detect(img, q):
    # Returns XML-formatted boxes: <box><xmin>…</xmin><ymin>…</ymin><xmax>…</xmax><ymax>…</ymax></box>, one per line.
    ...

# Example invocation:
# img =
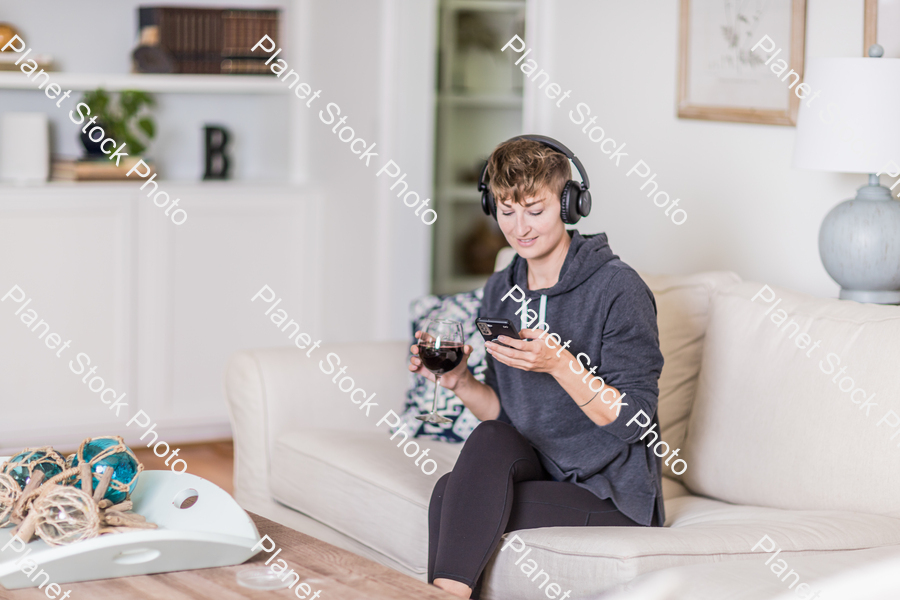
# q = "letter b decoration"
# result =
<box><xmin>203</xmin><ymin>125</ymin><xmax>231</xmax><ymax>180</ymax></box>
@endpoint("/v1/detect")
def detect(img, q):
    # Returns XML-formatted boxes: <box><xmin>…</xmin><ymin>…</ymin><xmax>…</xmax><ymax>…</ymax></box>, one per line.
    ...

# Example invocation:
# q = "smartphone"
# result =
<box><xmin>476</xmin><ymin>318</ymin><xmax>522</xmax><ymax>348</ymax></box>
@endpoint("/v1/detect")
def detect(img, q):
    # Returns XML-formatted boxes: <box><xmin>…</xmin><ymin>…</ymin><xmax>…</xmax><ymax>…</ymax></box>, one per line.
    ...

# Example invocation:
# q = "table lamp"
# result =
<box><xmin>792</xmin><ymin>46</ymin><xmax>900</xmax><ymax>304</ymax></box>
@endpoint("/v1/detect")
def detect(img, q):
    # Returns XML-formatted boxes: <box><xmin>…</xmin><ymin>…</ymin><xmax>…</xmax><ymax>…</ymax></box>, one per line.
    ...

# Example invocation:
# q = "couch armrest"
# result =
<box><xmin>223</xmin><ymin>341</ymin><xmax>411</xmax><ymax>510</ymax></box>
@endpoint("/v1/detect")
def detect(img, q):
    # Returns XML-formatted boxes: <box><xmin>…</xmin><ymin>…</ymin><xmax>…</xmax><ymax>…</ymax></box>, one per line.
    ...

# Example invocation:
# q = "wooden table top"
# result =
<box><xmin>3</xmin><ymin>512</ymin><xmax>457</xmax><ymax>600</ymax></box>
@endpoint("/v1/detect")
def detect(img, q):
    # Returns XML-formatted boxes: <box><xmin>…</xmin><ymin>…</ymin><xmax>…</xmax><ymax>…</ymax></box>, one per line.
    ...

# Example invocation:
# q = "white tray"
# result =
<box><xmin>0</xmin><ymin>470</ymin><xmax>262</xmax><ymax>589</ymax></box>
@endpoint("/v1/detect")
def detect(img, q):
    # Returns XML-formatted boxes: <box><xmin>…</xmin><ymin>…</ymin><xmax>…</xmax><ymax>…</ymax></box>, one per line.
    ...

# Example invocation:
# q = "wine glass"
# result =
<box><xmin>416</xmin><ymin>318</ymin><xmax>465</xmax><ymax>424</ymax></box>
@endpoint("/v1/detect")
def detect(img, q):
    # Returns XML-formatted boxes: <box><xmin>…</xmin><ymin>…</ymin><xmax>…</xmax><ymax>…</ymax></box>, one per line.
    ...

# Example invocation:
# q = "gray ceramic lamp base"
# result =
<box><xmin>839</xmin><ymin>288</ymin><xmax>900</xmax><ymax>303</ymax></box>
<box><xmin>819</xmin><ymin>178</ymin><xmax>900</xmax><ymax>305</ymax></box>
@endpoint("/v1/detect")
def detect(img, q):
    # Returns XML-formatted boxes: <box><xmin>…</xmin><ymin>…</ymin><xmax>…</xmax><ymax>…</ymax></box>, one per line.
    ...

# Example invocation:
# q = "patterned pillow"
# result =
<box><xmin>392</xmin><ymin>288</ymin><xmax>486</xmax><ymax>443</ymax></box>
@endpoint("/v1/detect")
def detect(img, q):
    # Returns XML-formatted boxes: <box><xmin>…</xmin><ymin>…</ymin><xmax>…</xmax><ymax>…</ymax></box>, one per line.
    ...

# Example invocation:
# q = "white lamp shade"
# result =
<box><xmin>792</xmin><ymin>57</ymin><xmax>900</xmax><ymax>173</ymax></box>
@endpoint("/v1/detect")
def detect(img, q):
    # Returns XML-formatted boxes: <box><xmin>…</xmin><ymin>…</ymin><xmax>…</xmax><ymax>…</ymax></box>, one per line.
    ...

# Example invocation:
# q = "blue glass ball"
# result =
<box><xmin>5</xmin><ymin>450</ymin><xmax>64</xmax><ymax>490</ymax></box>
<box><xmin>71</xmin><ymin>438</ymin><xmax>139</xmax><ymax>504</ymax></box>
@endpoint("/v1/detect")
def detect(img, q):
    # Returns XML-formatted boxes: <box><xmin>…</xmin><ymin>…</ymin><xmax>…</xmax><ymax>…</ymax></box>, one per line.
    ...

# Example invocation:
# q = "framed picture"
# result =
<box><xmin>864</xmin><ymin>0</ymin><xmax>900</xmax><ymax>57</ymax></box>
<box><xmin>678</xmin><ymin>0</ymin><xmax>807</xmax><ymax>126</ymax></box>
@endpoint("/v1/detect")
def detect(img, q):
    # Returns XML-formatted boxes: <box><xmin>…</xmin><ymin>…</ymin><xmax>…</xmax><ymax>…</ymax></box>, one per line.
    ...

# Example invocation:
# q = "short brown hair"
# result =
<box><xmin>486</xmin><ymin>138</ymin><xmax>571</xmax><ymax>205</ymax></box>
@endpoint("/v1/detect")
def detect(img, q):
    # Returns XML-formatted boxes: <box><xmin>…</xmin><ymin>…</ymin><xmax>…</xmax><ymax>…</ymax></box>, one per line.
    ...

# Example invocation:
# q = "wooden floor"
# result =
<box><xmin>132</xmin><ymin>439</ymin><xmax>235</xmax><ymax>494</ymax></box>
<box><xmin>4</xmin><ymin>512</ymin><xmax>456</xmax><ymax>600</ymax></box>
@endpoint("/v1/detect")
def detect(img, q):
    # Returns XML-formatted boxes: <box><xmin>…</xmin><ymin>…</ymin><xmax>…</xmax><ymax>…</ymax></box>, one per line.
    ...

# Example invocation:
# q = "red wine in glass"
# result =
<box><xmin>418</xmin><ymin>343</ymin><xmax>464</xmax><ymax>375</ymax></box>
<box><xmin>416</xmin><ymin>319</ymin><xmax>465</xmax><ymax>424</ymax></box>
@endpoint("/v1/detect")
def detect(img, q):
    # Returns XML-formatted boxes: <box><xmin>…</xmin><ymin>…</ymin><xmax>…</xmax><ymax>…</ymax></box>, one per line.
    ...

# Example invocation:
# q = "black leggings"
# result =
<box><xmin>428</xmin><ymin>420</ymin><xmax>651</xmax><ymax>597</ymax></box>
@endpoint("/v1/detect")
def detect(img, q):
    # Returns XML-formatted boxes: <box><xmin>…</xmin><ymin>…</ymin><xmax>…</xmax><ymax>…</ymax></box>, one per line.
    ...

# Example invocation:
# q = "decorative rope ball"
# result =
<box><xmin>0</xmin><ymin>472</ymin><xmax>20</xmax><ymax>527</ymax></box>
<box><xmin>69</xmin><ymin>437</ymin><xmax>142</xmax><ymax>504</ymax></box>
<box><xmin>1</xmin><ymin>447</ymin><xmax>66</xmax><ymax>490</ymax></box>
<box><xmin>33</xmin><ymin>485</ymin><xmax>100</xmax><ymax>546</ymax></box>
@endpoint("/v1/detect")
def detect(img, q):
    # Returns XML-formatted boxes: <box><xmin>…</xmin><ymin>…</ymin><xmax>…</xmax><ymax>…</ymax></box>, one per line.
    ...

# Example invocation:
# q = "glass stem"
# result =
<box><xmin>432</xmin><ymin>376</ymin><xmax>441</xmax><ymax>415</ymax></box>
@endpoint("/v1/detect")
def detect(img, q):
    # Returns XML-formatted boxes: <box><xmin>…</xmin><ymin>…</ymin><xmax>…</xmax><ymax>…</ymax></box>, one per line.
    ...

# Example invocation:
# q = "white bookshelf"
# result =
<box><xmin>0</xmin><ymin>72</ymin><xmax>287</xmax><ymax>94</ymax></box>
<box><xmin>432</xmin><ymin>0</ymin><xmax>526</xmax><ymax>295</ymax></box>
<box><xmin>0</xmin><ymin>0</ymin><xmax>298</xmax><ymax>182</ymax></box>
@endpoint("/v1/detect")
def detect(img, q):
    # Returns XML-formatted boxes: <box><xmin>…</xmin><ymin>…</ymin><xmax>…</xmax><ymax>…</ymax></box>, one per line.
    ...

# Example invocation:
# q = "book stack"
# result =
<box><xmin>51</xmin><ymin>157</ymin><xmax>151</xmax><ymax>181</ymax></box>
<box><xmin>0</xmin><ymin>53</ymin><xmax>53</xmax><ymax>72</ymax></box>
<box><xmin>137</xmin><ymin>6</ymin><xmax>280</xmax><ymax>75</ymax></box>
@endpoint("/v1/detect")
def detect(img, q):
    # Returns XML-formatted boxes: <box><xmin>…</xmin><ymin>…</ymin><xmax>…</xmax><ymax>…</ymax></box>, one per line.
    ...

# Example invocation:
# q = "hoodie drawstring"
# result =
<box><xmin>520</xmin><ymin>294</ymin><xmax>547</xmax><ymax>331</ymax></box>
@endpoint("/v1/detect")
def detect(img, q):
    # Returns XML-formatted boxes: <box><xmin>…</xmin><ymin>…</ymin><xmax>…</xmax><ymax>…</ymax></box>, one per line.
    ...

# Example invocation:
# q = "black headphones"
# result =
<box><xmin>478</xmin><ymin>134</ymin><xmax>592</xmax><ymax>224</ymax></box>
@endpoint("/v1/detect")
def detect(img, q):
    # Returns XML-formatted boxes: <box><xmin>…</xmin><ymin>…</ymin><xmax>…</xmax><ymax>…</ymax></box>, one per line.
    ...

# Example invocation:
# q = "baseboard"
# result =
<box><xmin>0</xmin><ymin>419</ymin><xmax>233</xmax><ymax>455</ymax></box>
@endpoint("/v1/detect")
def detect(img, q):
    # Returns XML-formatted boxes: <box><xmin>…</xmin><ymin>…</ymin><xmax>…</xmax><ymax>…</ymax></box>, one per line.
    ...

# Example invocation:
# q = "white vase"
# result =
<box><xmin>0</xmin><ymin>112</ymin><xmax>50</xmax><ymax>184</ymax></box>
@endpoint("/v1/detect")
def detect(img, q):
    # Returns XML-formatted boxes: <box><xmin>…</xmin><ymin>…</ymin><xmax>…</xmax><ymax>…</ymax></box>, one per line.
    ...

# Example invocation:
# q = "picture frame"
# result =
<box><xmin>864</xmin><ymin>0</ymin><xmax>900</xmax><ymax>57</ymax></box>
<box><xmin>678</xmin><ymin>0</ymin><xmax>807</xmax><ymax>126</ymax></box>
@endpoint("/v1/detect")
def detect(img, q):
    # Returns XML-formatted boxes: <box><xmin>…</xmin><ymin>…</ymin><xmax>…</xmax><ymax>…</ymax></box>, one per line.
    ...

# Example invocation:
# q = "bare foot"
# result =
<box><xmin>433</xmin><ymin>577</ymin><xmax>473</xmax><ymax>598</ymax></box>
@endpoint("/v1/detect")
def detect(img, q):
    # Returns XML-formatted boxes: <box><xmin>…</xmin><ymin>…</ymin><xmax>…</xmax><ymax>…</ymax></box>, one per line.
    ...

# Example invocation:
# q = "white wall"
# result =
<box><xmin>524</xmin><ymin>0</ymin><xmax>867</xmax><ymax>298</ymax></box>
<box><xmin>374</xmin><ymin>0</ymin><xmax>438</xmax><ymax>340</ymax></box>
<box><xmin>300</xmin><ymin>0</ymin><xmax>436</xmax><ymax>342</ymax></box>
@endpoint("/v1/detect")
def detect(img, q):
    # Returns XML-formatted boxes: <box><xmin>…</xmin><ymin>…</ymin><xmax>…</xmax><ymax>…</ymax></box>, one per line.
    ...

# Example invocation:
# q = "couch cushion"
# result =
<box><xmin>639</xmin><ymin>271</ymin><xmax>741</xmax><ymax>478</ymax></box>
<box><xmin>271</xmin><ymin>430</ymin><xmax>900</xmax><ymax>598</ymax></box>
<box><xmin>480</xmin><ymin>493</ymin><xmax>900</xmax><ymax>599</ymax></box>
<box><xmin>270</xmin><ymin>429</ymin><xmax>461</xmax><ymax>574</ymax></box>
<box><xmin>682</xmin><ymin>281</ymin><xmax>900</xmax><ymax>517</ymax></box>
<box><xmin>270</xmin><ymin>433</ymin><xmax>695</xmax><ymax>577</ymax></box>
<box><xmin>617</xmin><ymin>545</ymin><xmax>900</xmax><ymax>600</ymax></box>
<box><xmin>269</xmin><ymin>428</ymin><xmax>900</xmax><ymax>598</ymax></box>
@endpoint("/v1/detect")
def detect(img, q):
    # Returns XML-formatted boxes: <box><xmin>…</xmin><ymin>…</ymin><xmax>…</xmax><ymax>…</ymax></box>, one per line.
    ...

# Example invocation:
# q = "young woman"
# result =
<box><xmin>409</xmin><ymin>137</ymin><xmax>665</xmax><ymax>599</ymax></box>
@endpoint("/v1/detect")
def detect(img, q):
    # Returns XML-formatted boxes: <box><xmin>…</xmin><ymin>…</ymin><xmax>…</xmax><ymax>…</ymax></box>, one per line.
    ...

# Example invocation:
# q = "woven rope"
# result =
<box><xmin>75</xmin><ymin>436</ymin><xmax>143</xmax><ymax>496</ymax></box>
<box><xmin>33</xmin><ymin>485</ymin><xmax>100</xmax><ymax>545</ymax></box>
<box><xmin>0</xmin><ymin>446</ymin><xmax>66</xmax><ymax>488</ymax></box>
<box><xmin>0</xmin><ymin>472</ymin><xmax>20</xmax><ymax>527</ymax></box>
<box><xmin>3</xmin><ymin>447</ymin><xmax>66</xmax><ymax>524</ymax></box>
<box><xmin>16</xmin><ymin>436</ymin><xmax>143</xmax><ymax>521</ymax></box>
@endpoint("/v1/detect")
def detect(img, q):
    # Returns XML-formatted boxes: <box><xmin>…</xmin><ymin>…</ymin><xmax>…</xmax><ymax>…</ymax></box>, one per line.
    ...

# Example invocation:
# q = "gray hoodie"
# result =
<box><xmin>482</xmin><ymin>230</ymin><xmax>665</xmax><ymax>527</ymax></box>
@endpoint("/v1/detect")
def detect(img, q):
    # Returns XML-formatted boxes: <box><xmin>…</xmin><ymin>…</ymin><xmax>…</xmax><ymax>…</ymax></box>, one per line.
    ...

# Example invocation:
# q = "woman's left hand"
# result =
<box><xmin>485</xmin><ymin>328</ymin><xmax>563</xmax><ymax>376</ymax></box>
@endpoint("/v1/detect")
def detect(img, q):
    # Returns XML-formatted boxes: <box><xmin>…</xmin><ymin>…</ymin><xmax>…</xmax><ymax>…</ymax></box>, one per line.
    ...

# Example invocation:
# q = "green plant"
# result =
<box><xmin>81</xmin><ymin>89</ymin><xmax>156</xmax><ymax>155</ymax></box>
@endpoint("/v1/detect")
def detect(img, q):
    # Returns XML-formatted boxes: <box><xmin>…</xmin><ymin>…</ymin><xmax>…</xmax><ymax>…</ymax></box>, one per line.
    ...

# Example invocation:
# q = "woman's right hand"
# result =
<box><xmin>408</xmin><ymin>330</ymin><xmax>473</xmax><ymax>391</ymax></box>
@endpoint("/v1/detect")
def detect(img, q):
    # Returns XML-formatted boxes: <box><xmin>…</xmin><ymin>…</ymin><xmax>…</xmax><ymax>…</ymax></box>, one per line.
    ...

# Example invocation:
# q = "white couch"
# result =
<box><xmin>223</xmin><ymin>257</ymin><xmax>900</xmax><ymax>599</ymax></box>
